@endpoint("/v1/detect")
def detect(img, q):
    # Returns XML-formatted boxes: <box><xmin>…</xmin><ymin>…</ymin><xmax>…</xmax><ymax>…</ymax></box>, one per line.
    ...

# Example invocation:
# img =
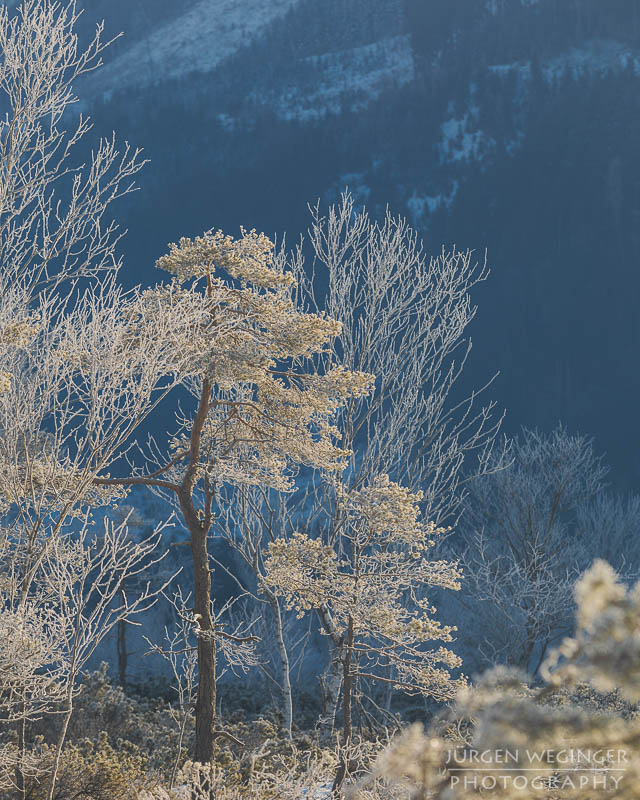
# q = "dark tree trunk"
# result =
<box><xmin>177</xmin><ymin>377</ymin><xmax>217</xmax><ymax>767</ymax></box>
<box><xmin>178</xmin><ymin>473</ymin><xmax>217</xmax><ymax>767</ymax></box>
<box><xmin>189</xmin><ymin>522</ymin><xmax>217</xmax><ymax>765</ymax></box>
<box><xmin>332</xmin><ymin>615</ymin><xmax>354</xmax><ymax>793</ymax></box>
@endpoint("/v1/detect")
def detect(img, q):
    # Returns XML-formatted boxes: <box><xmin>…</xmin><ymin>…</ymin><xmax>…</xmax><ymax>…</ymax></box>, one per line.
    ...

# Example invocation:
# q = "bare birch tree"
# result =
<box><xmin>0</xmin><ymin>0</ymin><xmax>144</xmax><ymax>305</ymax></box>
<box><xmin>228</xmin><ymin>193</ymin><xmax>504</xmax><ymax>742</ymax></box>
<box><xmin>455</xmin><ymin>425</ymin><xmax>608</xmax><ymax>675</ymax></box>
<box><xmin>303</xmin><ymin>192</ymin><xmax>502</xmax><ymax>521</ymax></box>
<box><xmin>0</xmin><ymin>2</ymin><xmax>184</xmax><ymax>796</ymax></box>
<box><xmin>1</xmin><ymin>514</ymin><xmax>174</xmax><ymax>799</ymax></box>
<box><xmin>0</xmin><ymin>212</ymin><xmax>184</xmax><ymax>800</ymax></box>
<box><xmin>212</xmin><ymin>485</ymin><xmax>301</xmax><ymax>738</ymax></box>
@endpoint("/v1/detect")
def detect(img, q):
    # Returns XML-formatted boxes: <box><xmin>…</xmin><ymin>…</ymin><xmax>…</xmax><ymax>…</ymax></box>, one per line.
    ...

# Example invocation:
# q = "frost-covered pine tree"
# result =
<box><xmin>94</xmin><ymin>229</ymin><xmax>375</xmax><ymax>765</ymax></box>
<box><xmin>265</xmin><ymin>475</ymin><xmax>466</xmax><ymax>789</ymax></box>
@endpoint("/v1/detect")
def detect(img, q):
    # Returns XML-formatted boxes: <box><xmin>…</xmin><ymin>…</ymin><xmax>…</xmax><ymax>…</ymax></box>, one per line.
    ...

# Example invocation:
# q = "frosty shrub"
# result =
<box><xmin>358</xmin><ymin>559</ymin><xmax>640</xmax><ymax>800</ymax></box>
<box><xmin>21</xmin><ymin>734</ymin><xmax>145</xmax><ymax>800</ymax></box>
<box><xmin>454</xmin><ymin>426</ymin><xmax>608</xmax><ymax>675</ymax></box>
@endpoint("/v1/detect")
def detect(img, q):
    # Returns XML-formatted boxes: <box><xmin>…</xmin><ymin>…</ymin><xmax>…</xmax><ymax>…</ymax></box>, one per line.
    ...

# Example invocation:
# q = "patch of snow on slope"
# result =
<box><xmin>407</xmin><ymin>181</ymin><xmax>459</xmax><ymax>222</ymax></box>
<box><xmin>546</xmin><ymin>39</ymin><xmax>640</xmax><ymax>79</ymax></box>
<box><xmin>489</xmin><ymin>39</ymin><xmax>640</xmax><ymax>82</ymax></box>
<box><xmin>275</xmin><ymin>34</ymin><xmax>414</xmax><ymax>121</ymax></box>
<box><xmin>439</xmin><ymin>113</ymin><xmax>493</xmax><ymax>163</ymax></box>
<box><xmin>89</xmin><ymin>0</ymin><xmax>300</xmax><ymax>96</ymax></box>
<box><xmin>486</xmin><ymin>0</ymin><xmax>538</xmax><ymax>14</ymax></box>
<box><xmin>408</xmin><ymin>193</ymin><xmax>441</xmax><ymax>218</ymax></box>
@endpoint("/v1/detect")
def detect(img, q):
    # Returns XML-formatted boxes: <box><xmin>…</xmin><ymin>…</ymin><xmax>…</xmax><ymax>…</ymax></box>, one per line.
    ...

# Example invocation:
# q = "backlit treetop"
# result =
<box><xmin>115</xmin><ymin>227</ymin><xmax>375</xmax><ymax>496</ymax></box>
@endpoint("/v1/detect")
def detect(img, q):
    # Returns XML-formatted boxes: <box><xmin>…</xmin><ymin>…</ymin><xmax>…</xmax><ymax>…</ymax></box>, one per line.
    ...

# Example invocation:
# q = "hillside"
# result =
<box><xmin>72</xmin><ymin>0</ymin><xmax>640</xmax><ymax>489</ymax></box>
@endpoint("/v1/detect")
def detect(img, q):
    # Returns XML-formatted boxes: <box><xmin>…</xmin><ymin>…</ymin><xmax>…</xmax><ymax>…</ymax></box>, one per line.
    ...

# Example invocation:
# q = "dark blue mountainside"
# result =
<box><xmin>74</xmin><ymin>0</ymin><xmax>640</xmax><ymax>489</ymax></box>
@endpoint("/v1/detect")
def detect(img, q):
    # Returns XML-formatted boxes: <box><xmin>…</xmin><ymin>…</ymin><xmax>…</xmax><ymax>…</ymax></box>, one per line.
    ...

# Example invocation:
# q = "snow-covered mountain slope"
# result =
<box><xmin>77</xmin><ymin>0</ymin><xmax>413</xmax><ymax>123</ymax></box>
<box><xmin>88</xmin><ymin>0</ymin><xmax>300</xmax><ymax>97</ymax></box>
<box><xmin>489</xmin><ymin>38</ymin><xmax>640</xmax><ymax>81</ymax></box>
<box><xmin>72</xmin><ymin>0</ymin><xmax>640</xmax><ymax>502</ymax></box>
<box><xmin>264</xmin><ymin>34</ymin><xmax>414</xmax><ymax>121</ymax></box>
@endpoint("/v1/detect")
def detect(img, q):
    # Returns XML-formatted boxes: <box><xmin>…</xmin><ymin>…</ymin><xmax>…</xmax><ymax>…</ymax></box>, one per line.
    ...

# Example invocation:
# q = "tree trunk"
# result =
<box><xmin>170</xmin><ymin>711</ymin><xmax>190</xmax><ymax>790</ymax></box>
<box><xmin>178</xmin><ymin>378</ymin><xmax>216</xmax><ymax>768</ymax></box>
<box><xmin>267</xmin><ymin>592</ymin><xmax>293</xmax><ymax>738</ymax></box>
<box><xmin>318</xmin><ymin>646</ymin><xmax>343</xmax><ymax>734</ymax></box>
<box><xmin>186</xmin><ymin>517</ymin><xmax>217</xmax><ymax>766</ymax></box>
<box><xmin>332</xmin><ymin>615</ymin><xmax>354</xmax><ymax>793</ymax></box>
<box><xmin>15</xmin><ymin>715</ymin><xmax>26</xmax><ymax>800</ymax></box>
<box><xmin>341</xmin><ymin>616</ymin><xmax>354</xmax><ymax>747</ymax></box>
<box><xmin>46</xmin><ymin>696</ymin><xmax>73</xmax><ymax>800</ymax></box>
<box><xmin>316</xmin><ymin>606</ymin><xmax>345</xmax><ymax>735</ymax></box>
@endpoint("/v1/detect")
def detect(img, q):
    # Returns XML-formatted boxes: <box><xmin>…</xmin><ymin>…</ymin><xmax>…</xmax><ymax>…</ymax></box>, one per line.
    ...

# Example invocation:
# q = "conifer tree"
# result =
<box><xmin>265</xmin><ymin>475</ymin><xmax>465</xmax><ymax>789</ymax></box>
<box><xmin>96</xmin><ymin>229</ymin><xmax>374</xmax><ymax>764</ymax></box>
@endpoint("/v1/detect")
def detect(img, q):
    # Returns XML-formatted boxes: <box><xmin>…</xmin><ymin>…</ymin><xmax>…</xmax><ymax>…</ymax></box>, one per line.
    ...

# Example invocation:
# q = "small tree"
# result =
<box><xmin>44</xmin><ymin>515</ymin><xmax>172</xmax><ymax>800</ymax></box>
<box><xmin>265</xmin><ymin>474</ymin><xmax>465</xmax><ymax>789</ymax></box>
<box><xmin>214</xmin><ymin>485</ymin><xmax>304</xmax><ymax>738</ymax></box>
